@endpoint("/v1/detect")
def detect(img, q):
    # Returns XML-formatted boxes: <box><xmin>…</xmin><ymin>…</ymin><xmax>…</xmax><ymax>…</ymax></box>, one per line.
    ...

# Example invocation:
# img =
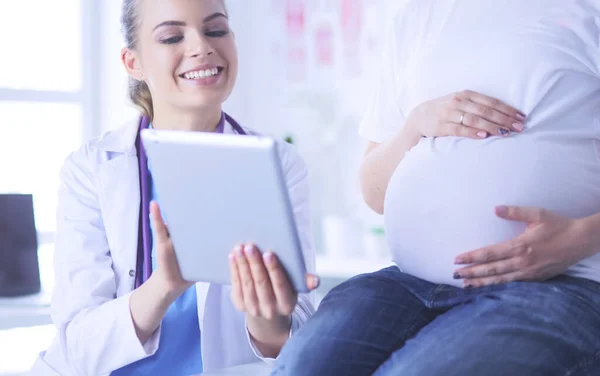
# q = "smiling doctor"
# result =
<box><xmin>31</xmin><ymin>0</ymin><xmax>318</xmax><ymax>375</ymax></box>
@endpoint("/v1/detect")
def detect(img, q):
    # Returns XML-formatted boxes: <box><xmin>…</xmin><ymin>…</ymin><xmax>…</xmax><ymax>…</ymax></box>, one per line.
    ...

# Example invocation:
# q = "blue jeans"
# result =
<box><xmin>271</xmin><ymin>266</ymin><xmax>600</xmax><ymax>376</ymax></box>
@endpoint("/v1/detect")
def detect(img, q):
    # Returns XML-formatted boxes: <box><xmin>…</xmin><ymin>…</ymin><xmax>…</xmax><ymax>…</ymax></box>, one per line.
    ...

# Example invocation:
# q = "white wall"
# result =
<box><xmin>222</xmin><ymin>0</ymin><xmax>395</xmax><ymax>253</ymax></box>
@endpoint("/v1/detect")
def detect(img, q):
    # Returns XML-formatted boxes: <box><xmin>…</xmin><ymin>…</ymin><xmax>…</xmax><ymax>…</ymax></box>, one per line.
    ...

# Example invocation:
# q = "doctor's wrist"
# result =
<box><xmin>130</xmin><ymin>274</ymin><xmax>177</xmax><ymax>344</ymax></box>
<box><xmin>147</xmin><ymin>273</ymin><xmax>184</xmax><ymax>306</ymax></box>
<box><xmin>246</xmin><ymin>314</ymin><xmax>292</xmax><ymax>358</ymax></box>
<box><xmin>246</xmin><ymin>314</ymin><xmax>291</xmax><ymax>342</ymax></box>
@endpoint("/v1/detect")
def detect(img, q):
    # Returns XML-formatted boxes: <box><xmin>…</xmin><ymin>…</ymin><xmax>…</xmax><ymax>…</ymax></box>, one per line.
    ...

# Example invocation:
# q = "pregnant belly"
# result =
<box><xmin>383</xmin><ymin>136</ymin><xmax>600</xmax><ymax>286</ymax></box>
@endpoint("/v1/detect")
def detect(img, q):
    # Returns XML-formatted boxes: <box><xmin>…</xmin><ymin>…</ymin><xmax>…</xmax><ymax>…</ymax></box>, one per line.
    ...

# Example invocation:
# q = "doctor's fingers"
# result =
<box><xmin>305</xmin><ymin>274</ymin><xmax>321</xmax><ymax>291</ymax></box>
<box><xmin>228</xmin><ymin>249</ymin><xmax>245</xmax><ymax>312</ymax></box>
<box><xmin>243</xmin><ymin>244</ymin><xmax>278</xmax><ymax>319</ymax></box>
<box><xmin>150</xmin><ymin>202</ymin><xmax>170</xmax><ymax>244</ymax></box>
<box><xmin>233</xmin><ymin>244</ymin><xmax>261</xmax><ymax>316</ymax></box>
<box><xmin>263</xmin><ymin>252</ymin><xmax>297</xmax><ymax>315</ymax></box>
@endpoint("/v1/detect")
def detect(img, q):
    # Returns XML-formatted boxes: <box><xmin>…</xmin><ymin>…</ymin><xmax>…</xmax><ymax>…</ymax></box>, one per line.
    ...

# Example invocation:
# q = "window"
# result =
<box><xmin>0</xmin><ymin>102</ymin><xmax>82</xmax><ymax>231</ymax></box>
<box><xmin>0</xmin><ymin>1</ymin><xmax>82</xmax><ymax>92</ymax></box>
<box><xmin>0</xmin><ymin>0</ymin><xmax>98</xmax><ymax>234</ymax></box>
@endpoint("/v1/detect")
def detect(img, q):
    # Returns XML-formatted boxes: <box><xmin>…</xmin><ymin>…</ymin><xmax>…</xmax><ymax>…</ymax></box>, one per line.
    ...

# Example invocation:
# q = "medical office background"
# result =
<box><xmin>0</xmin><ymin>0</ymin><xmax>399</xmax><ymax>373</ymax></box>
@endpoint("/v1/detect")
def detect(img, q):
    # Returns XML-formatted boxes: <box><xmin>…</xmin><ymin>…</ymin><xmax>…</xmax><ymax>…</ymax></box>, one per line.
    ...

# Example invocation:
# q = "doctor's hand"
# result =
<box><xmin>150</xmin><ymin>202</ymin><xmax>194</xmax><ymax>297</ymax></box>
<box><xmin>229</xmin><ymin>243</ymin><xmax>319</xmax><ymax>320</ymax></box>
<box><xmin>129</xmin><ymin>202</ymin><xmax>194</xmax><ymax>345</ymax></box>
<box><xmin>407</xmin><ymin>90</ymin><xmax>526</xmax><ymax>139</ymax></box>
<box><xmin>229</xmin><ymin>243</ymin><xmax>319</xmax><ymax>357</ymax></box>
<box><xmin>453</xmin><ymin>206</ymin><xmax>595</xmax><ymax>287</ymax></box>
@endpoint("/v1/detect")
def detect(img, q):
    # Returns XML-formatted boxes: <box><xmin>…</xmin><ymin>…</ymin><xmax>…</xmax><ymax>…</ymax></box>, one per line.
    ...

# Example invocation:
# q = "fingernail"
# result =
<box><xmin>477</xmin><ymin>131</ymin><xmax>487</xmax><ymax>139</ymax></box>
<box><xmin>234</xmin><ymin>244</ymin><xmax>244</xmax><ymax>258</ymax></box>
<box><xmin>513</xmin><ymin>122</ymin><xmax>525</xmax><ymax>132</ymax></box>
<box><xmin>496</xmin><ymin>206</ymin><xmax>508</xmax><ymax>216</ymax></box>
<box><xmin>263</xmin><ymin>252</ymin><xmax>274</xmax><ymax>264</ymax></box>
<box><xmin>311</xmin><ymin>275</ymin><xmax>321</xmax><ymax>289</ymax></box>
<box><xmin>228</xmin><ymin>253</ymin><xmax>235</xmax><ymax>262</ymax></box>
<box><xmin>453</xmin><ymin>272</ymin><xmax>462</xmax><ymax>280</ymax></box>
<box><xmin>516</xmin><ymin>112</ymin><xmax>526</xmax><ymax>121</ymax></box>
<box><xmin>244</xmin><ymin>244</ymin><xmax>255</xmax><ymax>256</ymax></box>
<box><xmin>498</xmin><ymin>128</ymin><xmax>510</xmax><ymax>136</ymax></box>
<box><xmin>454</xmin><ymin>258</ymin><xmax>464</xmax><ymax>265</ymax></box>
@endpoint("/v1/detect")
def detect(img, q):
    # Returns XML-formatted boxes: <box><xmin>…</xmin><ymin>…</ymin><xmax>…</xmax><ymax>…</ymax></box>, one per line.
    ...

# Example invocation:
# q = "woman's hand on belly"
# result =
<box><xmin>407</xmin><ymin>90</ymin><xmax>526</xmax><ymax>139</ymax></box>
<box><xmin>453</xmin><ymin>206</ymin><xmax>594</xmax><ymax>287</ymax></box>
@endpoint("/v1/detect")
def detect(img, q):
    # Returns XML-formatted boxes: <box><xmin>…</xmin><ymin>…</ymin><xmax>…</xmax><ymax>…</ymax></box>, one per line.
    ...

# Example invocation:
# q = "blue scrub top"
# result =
<box><xmin>113</xmin><ymin>134</ymin><xmax>202</xmax><ymax>375</ymax></box>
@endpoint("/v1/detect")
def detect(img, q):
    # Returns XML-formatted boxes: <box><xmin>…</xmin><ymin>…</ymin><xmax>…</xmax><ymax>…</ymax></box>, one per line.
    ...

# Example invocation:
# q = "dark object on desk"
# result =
<box><xmin>0</xmin><ymin>194</ymin><xmax>41</xmax><ymax>296</ymax></box>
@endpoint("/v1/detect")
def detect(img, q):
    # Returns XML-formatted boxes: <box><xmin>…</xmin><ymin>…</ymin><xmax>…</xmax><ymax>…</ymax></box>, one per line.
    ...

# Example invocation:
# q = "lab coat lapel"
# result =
<box><xmin>97</xmin><ymin>155</ymin><xmax>140</xmax><ymax>290</ymax></box>
<box><xmin>96</xmin><ymin>120</ymin><xmax>141</xmax><ymax>292</ymax></box>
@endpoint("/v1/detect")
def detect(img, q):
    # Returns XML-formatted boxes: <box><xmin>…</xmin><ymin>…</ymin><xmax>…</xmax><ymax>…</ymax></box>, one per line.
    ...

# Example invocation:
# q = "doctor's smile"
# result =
<box><xmin>179</xmin><ymin>65</ymin><xmax>224</xmax><ymax>86</ymax></box>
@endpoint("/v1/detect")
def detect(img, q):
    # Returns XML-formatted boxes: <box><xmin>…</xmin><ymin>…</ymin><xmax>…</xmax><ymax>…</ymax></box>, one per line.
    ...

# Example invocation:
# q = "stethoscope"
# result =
<box><xmin>134</xmin><ymin>112</ymin><xmax>247</xmax><ymax>288</ymax></box>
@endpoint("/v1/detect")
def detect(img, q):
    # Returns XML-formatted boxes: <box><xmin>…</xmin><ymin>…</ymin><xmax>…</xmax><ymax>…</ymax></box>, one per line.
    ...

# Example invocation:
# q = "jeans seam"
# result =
<box><xmin>385</xmin><ymin>306</ymin><xmax>434</xmax><ymax>364</ymax></box>
<box><xmin>564</xmin><ymin>350</ymin><xmax>600</xmax><ymax>376</ymax></box>
<box><xmin>427</xmin><ymin>284</ymin><xmax>446</xmax><ymax>308</ymax></box>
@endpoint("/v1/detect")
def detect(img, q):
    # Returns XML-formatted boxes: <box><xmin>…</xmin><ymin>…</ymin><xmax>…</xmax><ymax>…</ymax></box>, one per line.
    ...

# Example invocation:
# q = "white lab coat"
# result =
<box><xmin>30</xmin><ymin>118</ymin><xmax>316</xmax><ymax>376</ymax></box>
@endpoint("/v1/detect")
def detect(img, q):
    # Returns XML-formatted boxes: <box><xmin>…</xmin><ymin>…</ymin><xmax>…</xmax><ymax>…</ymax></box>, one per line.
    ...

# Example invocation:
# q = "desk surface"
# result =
<box><xmin>0</xmin><ymin>291</ymin><xmax>51</xmax><ymax>330</ymax></box>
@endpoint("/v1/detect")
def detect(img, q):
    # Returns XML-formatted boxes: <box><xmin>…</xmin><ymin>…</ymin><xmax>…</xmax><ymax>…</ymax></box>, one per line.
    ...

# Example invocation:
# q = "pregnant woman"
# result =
<box><xmin>271</xmin><ymin>1</ymin><xmax>600</xmax><ymax>375</ymax></box>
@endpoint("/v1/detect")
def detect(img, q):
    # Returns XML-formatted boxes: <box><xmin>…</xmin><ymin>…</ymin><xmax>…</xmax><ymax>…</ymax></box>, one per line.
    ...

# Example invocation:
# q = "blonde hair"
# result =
<box><xmin>121</xmin><ymin>0</ymin><xmax>154</xmax><ymax>119</ymax></box>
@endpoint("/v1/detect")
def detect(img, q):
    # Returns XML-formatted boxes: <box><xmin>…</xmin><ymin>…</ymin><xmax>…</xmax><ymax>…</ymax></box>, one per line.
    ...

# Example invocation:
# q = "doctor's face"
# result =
<box><xmin>134</xmin><ymin>0</ymin><xmax>238</xmax><ymax>111</ymax></box>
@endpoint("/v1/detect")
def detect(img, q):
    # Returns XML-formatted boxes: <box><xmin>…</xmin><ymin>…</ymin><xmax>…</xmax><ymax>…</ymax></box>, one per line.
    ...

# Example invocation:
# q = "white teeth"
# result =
<box><xmin>183</xmin><ymin>68</ymin><xmax>220</xmax><ymax>80</ymax></box>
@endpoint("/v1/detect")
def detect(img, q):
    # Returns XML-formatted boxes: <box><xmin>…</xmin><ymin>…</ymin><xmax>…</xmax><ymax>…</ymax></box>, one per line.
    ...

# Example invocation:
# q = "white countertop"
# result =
<box><xmin>316</xmin><ymin>254</ymin><xmax>394</xmax><ymax>279</ymax></box>
<box><xmin>196</xmin><ymin>362</ymin><xmax>272</xmax><ymax>376</ymax></box>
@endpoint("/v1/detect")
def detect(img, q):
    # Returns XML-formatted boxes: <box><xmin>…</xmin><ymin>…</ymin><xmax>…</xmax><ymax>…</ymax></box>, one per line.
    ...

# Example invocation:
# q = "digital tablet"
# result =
<box><xmin>141</xmin><ymin>129</ymin><xmax>309</xmax><ymax>293</ymax></box>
